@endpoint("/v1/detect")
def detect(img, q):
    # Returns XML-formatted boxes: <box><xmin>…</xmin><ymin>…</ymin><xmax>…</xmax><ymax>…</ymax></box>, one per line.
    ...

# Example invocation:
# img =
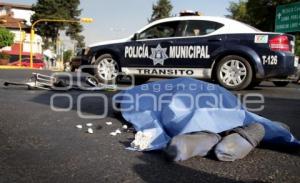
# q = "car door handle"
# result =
<box><xmin>208</xmin><ymin>38</ymin><xmax>222</xmax><ymax>42</ymax></box>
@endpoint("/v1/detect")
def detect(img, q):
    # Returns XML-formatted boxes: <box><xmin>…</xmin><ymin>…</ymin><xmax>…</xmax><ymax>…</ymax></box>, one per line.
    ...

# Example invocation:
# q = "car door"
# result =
<box><xmin>122</xmin><ymin>20</ymin><xmax>185</xmax><ymax>68</ymax></box>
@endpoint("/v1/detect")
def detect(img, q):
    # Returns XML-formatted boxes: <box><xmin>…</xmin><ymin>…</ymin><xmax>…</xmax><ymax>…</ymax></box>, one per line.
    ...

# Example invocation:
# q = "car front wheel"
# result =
<box><xmin>94</xmin><ymin>54</ymin><xmax>119</xmax><ymax>84</ymax></box>
<box><xmin>216</xmin><ymin>55</ymin><xmax>253</xmax><ymax>90</ymax></box>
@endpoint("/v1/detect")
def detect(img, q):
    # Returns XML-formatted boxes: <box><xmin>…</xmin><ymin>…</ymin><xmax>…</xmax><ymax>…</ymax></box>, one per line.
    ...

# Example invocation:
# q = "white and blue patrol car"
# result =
<box><xmin>84</xmin><ymin>15</ymin><xmax>298</xmax><ymax>90</ymax></box>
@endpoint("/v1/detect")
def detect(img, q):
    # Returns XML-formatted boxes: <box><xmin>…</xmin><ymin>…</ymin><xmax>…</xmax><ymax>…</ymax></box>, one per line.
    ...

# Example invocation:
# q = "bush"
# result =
<box><xmin>63</xmin><ymin>50</ymin><xmax>73</xmax><ymax>63</ymax></box>
<box><xmin>0</xmin><ymin>52</ymin><xmax>10</xmax><ymax>59</ymax></box>
<box><xmin>0</xmin><ymin>28</ymin><xmax>14</xmax><ymax>49</ymax></box>
<box><xmin>0</xmin><ymin>53</ymin><xmax>10</xmax><ymax>65</ymax></box>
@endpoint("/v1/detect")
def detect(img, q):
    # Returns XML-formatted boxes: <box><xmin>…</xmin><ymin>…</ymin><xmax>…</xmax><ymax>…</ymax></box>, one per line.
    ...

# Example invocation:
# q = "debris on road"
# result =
<box><xmin>76</xmin><ymin>125</ymin><xmax>83</xmax><ymax>129</ymax></box>
<box><xmin>130</xmin><ymin>131</ymin><xmax>153</xmax><ymax>151</ymax></box>
<box><xmin>115</xmin><ymin>129</ymin><xmax>121</xmax><ymax>134</ymax></box>
<box><xmin>76</xmin><ymin>124</ymin><xmax>96</xmax><ymax>134</ymax></box>
<box><xmin>87</xmin><ymin>128</ymin><xmax>94</xmax><ymax>134</ymax></box>
<box><xmin>86</xmin><ymin>123</ymin><xmax>93</xmax><ymax>127</ymax></box>
<box><xmin>106</xmin><ymin>122</ymin><xmax>113</xmax><ymax>126</ymax></box>
<box><xmin>110</xmin><ymin>129</ymin><xmax>122</xmax><ymax>136</ymax></box>
<box><xmin>110</xmin><ymin>132</ymin><xmax>117</xmax><ymax>136</ymax></box>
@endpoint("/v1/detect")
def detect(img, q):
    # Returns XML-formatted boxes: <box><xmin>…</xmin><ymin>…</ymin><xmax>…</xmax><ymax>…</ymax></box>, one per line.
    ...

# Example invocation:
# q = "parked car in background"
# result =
<box><xmin>9</xmin><ymin>58</ymin><xmax>45</xmax><ymax>69</ymax></box>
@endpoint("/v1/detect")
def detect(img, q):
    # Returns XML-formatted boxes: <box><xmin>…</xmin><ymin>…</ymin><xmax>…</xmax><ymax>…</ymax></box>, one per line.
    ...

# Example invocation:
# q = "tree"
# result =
<box><xmin>0</xmin><ymin>27</ymin><xmax>14</xmax><ymax>48</ymax></box>
<box><xmin>226</xmin><ymin>0</ymin><xmax>250</xmax><ymax>23</ymax></box>
<box><xmin>31</xmin><ymin>0</ymin><xmax>85</xmax><ymax>49</ymax></box>
<box><xmin>247</xmin><ymin>0</ymin><xmax>299</xmax><ymax>31</ymax></box>
<box><xmin>63</xmin><ymin>49</ymin><xmax>73</xmax><ymax>63</ymax></box>
<box><xmin>149</xmin><ymin>0</ymin><xmax>173</xmax><ymax>22</ymax></box>
<box><xmin>227</xmin><ymin>0</ymin><xmax>299</xmax><ymax>31</ymax></box>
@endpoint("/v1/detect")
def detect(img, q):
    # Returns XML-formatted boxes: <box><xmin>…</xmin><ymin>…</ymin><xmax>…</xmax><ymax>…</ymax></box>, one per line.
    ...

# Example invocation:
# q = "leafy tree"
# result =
<box><xmin>63</xmin><ymin>49</ymin><xmax>73</xmax><ymax>63</ymax></box>
<box><xmin>149</xmin><ymin>0</ymin><xmax>173</xmax><ymax>22</ymax></box>
<box><xmin>228</xmin><ymin>0</ymin><xmax>299</xmax><ymax>31</ymax></box>
<box><xmin>0</xmin><ymin>27</ymin><xmax>14</xmax><ymax>48</ymax></box>
<box><xmin>246</xmin><ymin>0</ymin><xmax>299</xmax><ymax>31</ymax></box>
<box><xmin>226</xmin><ymin>0</ymin><xmax>250</xmax><ymax>23</ymax></box>
<box><xmin>31</xmin><ymin>0</ymin><xmax>85</xmax><ymax>49</ymax></box>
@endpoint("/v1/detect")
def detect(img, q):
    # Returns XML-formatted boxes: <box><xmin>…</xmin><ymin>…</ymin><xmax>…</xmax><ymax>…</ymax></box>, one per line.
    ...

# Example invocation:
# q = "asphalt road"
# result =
<box><xmin>0</xmin><ymin>69</ymin><xmax>299</xmax><ymax>183</ymax></box>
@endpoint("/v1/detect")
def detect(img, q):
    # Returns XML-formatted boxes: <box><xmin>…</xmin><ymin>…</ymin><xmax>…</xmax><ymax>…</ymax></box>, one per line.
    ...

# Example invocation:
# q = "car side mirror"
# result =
<box><xmin>132</xmin><ymin>33</ymin><xmax>139</xmax><ymax>41</ymax></box>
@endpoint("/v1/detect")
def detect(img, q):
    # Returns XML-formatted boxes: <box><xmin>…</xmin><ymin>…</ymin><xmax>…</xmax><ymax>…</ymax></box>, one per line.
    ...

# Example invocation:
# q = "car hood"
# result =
<box><xmin>88</xmin><ymin>38</ymin><xmax>130</xmax><ymax>48</ymax></box>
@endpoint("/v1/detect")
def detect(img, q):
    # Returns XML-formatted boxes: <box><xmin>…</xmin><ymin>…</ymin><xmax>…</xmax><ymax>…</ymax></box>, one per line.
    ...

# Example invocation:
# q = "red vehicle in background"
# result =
<box><xmin>10</xmin><ymin>58</ymin><xmax>45</xmax><ymax>69</ymax></box>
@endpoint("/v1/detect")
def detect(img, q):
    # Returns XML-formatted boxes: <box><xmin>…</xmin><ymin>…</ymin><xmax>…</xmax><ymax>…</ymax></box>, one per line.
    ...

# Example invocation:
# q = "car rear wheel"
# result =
<box><xmin>273</xmin><ymin>81</ymin><xmax>289</xmax><ymax>87</ymax></box>
<box><xmin>94</xmin><ymin>54</ymin><xmax>119</xmax><ymax>84</ymax></box>
<box><xmin>216</xmin><ymin>55</ymin><xmax>253</xmax><ymax>90</ymax></box>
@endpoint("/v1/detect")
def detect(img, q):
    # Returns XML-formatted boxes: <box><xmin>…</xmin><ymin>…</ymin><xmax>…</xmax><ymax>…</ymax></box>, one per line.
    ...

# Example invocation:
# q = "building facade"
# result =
<box><xmin>0</xmin><ymin>2</ymin><xmax>43</xmax><ymax>62</ymax></box>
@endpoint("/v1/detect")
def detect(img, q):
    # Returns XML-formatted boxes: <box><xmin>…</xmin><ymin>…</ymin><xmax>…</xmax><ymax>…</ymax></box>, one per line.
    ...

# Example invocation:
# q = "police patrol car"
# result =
<box><xmin>85</xmin><ymin>13</ymin><xmax>298</xmax><ymax>90</ymax></box>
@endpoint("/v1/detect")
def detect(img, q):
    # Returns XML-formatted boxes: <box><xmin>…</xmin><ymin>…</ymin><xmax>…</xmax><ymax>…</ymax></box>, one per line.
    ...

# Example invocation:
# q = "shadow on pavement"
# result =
<box><xmin>133</xmin><ymin>152</ymin><xmax>246</xmax><ymax>183</ymax></box>
<box><xmin>29</xmin><ymin>90</ymin><xmax>118</xmax><ymax>117</ymax></box>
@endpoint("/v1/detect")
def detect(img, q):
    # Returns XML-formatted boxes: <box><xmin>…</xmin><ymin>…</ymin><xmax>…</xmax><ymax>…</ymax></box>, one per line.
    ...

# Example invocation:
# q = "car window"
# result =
<box><xmin>184</xmin><ymin>20</ymin><xmax>224</xmax><ymax>37</ymax></box>
<box><xmin>138</xmin><ymin>21</ymin><xmax>182</xmax><ymax>40</ymax></box>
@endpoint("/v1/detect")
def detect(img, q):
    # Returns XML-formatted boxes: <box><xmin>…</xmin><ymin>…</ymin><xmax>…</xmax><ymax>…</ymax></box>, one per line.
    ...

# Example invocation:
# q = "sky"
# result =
<box><xmin>3</xmin><ymin>0</ymin><xmax>239</xmax><ymax>47</ymax></box>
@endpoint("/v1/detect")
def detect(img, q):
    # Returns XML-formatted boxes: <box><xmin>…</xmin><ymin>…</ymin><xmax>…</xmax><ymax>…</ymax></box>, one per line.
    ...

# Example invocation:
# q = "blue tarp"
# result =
<box><xmin>117</xmin><ymin>78</ymin><xmax>300</xmax><ymax>150</ymax></box>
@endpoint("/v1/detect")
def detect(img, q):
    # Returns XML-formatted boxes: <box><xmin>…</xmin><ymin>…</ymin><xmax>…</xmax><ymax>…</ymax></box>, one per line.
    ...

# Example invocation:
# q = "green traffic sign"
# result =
<box><xmin>275</xmin><ymin>1</ymin><xmax>300</xmax><ymax>33</ymax></box>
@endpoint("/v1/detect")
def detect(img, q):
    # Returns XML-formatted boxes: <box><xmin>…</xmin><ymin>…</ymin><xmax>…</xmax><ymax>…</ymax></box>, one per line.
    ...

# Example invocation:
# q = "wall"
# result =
<box><xmin>1</xmin><ymin>30</ymin><xmax>43</xmax><ymax>57</ymax></box>
<box><xmin>11</xmin><ymin>8</ymin><xmax>34</xmax><ymax>26</ymax></box>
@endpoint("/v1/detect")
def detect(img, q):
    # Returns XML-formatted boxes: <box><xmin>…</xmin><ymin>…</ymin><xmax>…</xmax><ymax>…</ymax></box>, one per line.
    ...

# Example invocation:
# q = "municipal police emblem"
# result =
<box><xmin>149</xmin><ymin>44</ymin><xmax>168</xmax><ymax>65</ymax></box>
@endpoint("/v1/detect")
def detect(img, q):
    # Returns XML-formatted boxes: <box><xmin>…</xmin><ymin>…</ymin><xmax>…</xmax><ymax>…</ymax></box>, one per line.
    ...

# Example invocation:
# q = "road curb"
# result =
<box><xmin>0</xmin><ymin>66</ymin><xmax>41</xmax><ymax>70</ymax></box>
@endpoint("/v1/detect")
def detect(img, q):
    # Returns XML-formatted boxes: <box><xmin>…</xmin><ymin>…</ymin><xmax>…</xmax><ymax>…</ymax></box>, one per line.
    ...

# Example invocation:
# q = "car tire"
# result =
<box><xmin>216</xmin><ymin>55</ymin><xmax>253</xmax><ymax>90</ymax></box>
<box><xmin>94</xmin><ymin>54</ymin><xmax>119</xmax><ymax>84</ymax></box>
<box><xmin>273</xmin><ymin>81</ymin><xmax>289</xmax><ymax>87</ymax></box>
